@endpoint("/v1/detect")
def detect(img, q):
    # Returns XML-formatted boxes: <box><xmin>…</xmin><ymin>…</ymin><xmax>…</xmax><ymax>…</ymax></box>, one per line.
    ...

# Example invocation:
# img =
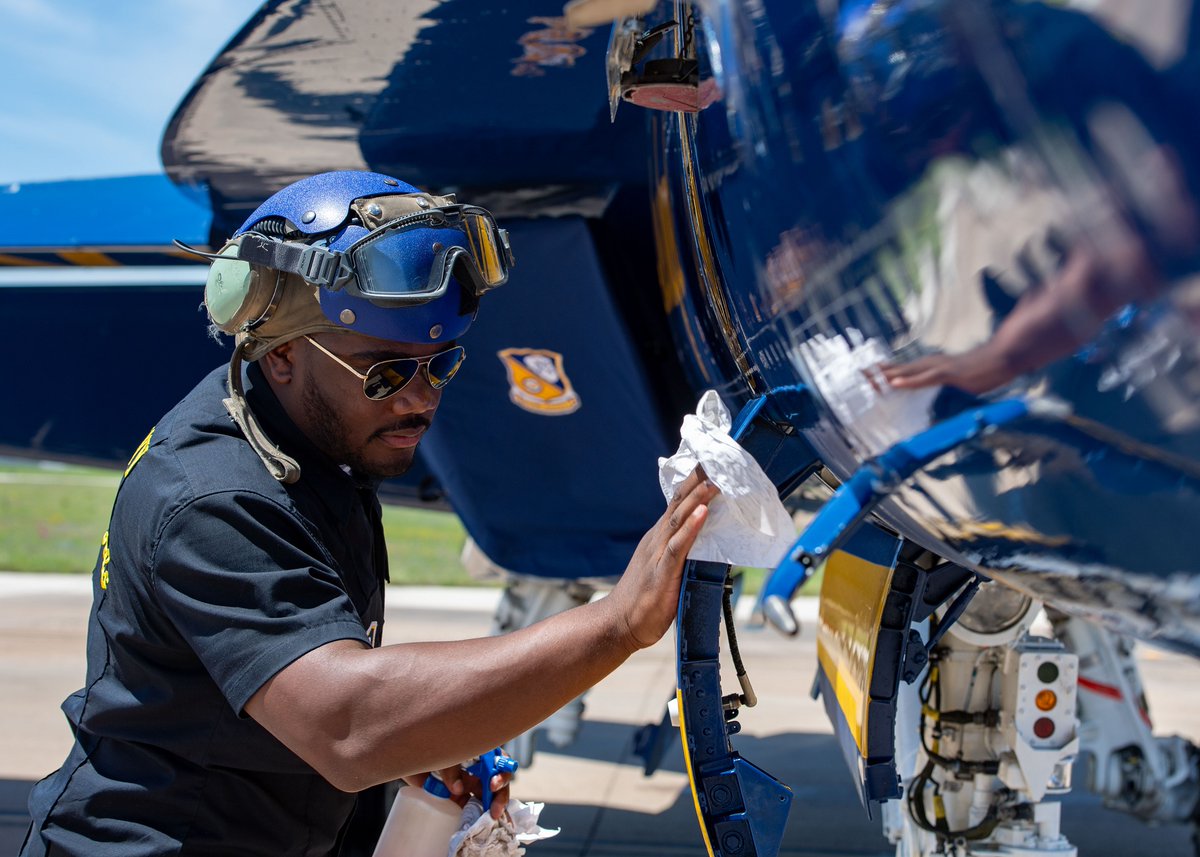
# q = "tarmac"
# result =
<box><xmin>2</xmin><ymin>571</ymin><xmax>1198</xmax><ymax>856</ymax></box>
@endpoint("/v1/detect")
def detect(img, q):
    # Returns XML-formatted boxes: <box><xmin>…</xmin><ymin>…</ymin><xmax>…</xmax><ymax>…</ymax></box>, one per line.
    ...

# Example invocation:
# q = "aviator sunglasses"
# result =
<box><xmin>303</xmin><ymin>335</ymin><xmax>466</xmax><ymax>400</ymax></box>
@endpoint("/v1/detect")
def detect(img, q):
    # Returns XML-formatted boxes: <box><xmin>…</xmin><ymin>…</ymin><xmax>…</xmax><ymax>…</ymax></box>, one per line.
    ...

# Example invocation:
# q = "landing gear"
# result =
<box><xmin>885</xmin><ymin>582</ymin><xmax>1080</xmax><ymax>857</ymax></box>
<box><xmin>1048</xmin><ymin>611</ymin><xmax>1200</xmax><ymax>840</ymax></box>
<box><xmin>885</xmin><ymin>584</ymin><xmax>1200</xmax><ymax>857</ymax></box>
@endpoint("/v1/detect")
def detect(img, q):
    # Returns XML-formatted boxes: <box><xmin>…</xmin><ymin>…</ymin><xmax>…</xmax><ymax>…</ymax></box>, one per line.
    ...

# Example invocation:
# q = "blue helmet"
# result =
<box><xmin>188</xmin><ymin>171</ymin><xmax>514</xmax><ymax>484</ymax></box>
<box><xmin>208</xmin><ymin>170</ymin><xmax>513</xmax><ymax>345</ymax></box>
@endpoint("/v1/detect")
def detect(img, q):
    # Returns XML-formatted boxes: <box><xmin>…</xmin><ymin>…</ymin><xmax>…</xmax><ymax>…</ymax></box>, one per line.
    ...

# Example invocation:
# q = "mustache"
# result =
<box><xmin>374</xmin><ymin>416</ymin><xmax>432</xmax><ymax>435</ymax></box>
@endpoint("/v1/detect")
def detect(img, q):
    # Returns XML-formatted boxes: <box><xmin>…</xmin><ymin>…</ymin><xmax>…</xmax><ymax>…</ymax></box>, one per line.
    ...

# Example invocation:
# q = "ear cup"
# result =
<box><xmin>205</xmin><ymin>244</ymin><xmax>255</xmax><ymax>329</ymax></box>
<box><xmin>204</xmin><ymin>243</ymin><xmax>280</xmax><ymax>332</ymax></box>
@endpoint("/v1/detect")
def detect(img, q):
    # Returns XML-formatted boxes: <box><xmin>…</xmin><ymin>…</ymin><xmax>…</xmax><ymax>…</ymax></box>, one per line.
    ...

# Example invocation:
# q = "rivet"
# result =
<box><xmin>429</xmin><ymin>324</ymin><xmax>443</xmax><ymax>339</ymax></box>
<box><xmin>432</xmin><ymin>242</ymin><xmax>444</xmax><ymax>252</ymax></box>
<box><xmin>383</xmin><ymin>178</ymin><xmax>399</xmax><ymax>186</ymax></box>
<box><xmin>339</xmin><ymin>309</ymin><xmax>356</xmax><ymax>324</ymax></box>
<box><xmin>301</xmin><ymin>210</ymin><xmax>317</xmax><ymax>224</ymax></box>
<box><xmin>367</xmin><ymin>203</ymin><xmax>383</xmax><ymax>217</ymax></box>
<box><xmin>416</xmin><ymin>198</ymin><xmax>431</xmax><ymax>209</ymax></box>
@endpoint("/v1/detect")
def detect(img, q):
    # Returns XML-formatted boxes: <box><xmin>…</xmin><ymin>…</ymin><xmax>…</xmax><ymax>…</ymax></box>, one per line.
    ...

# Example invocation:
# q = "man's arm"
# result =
<box><xmin>245</xmin><ymin>468</ymin><xmax>718</xmax><ymax>794</ymax></box>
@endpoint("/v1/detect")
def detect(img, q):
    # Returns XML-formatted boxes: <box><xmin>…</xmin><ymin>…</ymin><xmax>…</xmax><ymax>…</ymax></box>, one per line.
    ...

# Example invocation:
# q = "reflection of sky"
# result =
<box><xmin>0</xmin><ymin>0</ymin><xmax>262</xmax><ymax>184</ymax></box>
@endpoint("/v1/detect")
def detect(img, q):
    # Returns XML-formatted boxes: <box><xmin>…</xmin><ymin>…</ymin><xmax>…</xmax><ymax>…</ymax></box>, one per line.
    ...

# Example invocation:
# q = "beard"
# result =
<box><xmin>301</xmin><ymin>382</ymin><xmax>417</xmax><ymax>479</ymax></box>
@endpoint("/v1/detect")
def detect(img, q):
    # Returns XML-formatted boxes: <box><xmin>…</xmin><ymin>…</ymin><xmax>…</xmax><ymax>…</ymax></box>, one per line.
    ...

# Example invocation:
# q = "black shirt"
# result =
<box><xmin>23</xmin><ymin>362</ymin><xmax>388</xmax><ymax>856</ymax></box>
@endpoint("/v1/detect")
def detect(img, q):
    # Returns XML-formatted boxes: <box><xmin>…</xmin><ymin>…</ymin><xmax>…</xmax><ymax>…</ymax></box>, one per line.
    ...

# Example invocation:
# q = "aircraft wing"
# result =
<box><xmin>162</xmin><ymin>0</ymin><xmax>651</xmax><ymax>234</ymax></box>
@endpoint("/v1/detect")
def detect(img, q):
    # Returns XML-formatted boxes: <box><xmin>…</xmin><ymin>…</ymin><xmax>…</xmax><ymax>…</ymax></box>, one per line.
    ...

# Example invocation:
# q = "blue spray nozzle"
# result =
<box><xmin>419</xmin><ymin>747</ymin><xmax>517</xmax><ymax>811</ymax></box>
<box><xmin>467</xmin><ymin>748</ymin><xmax>518</xmax><ymax>812</ymax></box>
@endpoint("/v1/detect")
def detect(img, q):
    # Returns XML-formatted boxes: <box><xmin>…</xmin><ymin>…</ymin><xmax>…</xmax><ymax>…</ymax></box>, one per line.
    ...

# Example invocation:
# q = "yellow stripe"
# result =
<box><xmin>0</xmin><ymin>253</ymin><xmax>56</xmax><ymax>267</ymax></box>
<box><xmin>676</xmin><ymin>688</ymin><xmax>717</xmax><ymax>857</ymax></box>
<box><xmin>815</xmin><ymin>550</ymin><xmax>895</xmax><ymax>755</ymax></box>
<box><xmin>58</xmin><ymin>251</ymin><xmax>120</xmax><ymax>267</ymax></box>
<box><xmin>124</xmin><ymin>427</ymin><xmax>155</xmax><ymax>477</ymax></box>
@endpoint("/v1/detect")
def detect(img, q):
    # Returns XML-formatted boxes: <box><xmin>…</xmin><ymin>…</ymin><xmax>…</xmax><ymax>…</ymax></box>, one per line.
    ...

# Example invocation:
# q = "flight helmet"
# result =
<box><xmin>178</xmin><ymin>170</ymin><xmax>514</xmax><ymax>482</ymax></box>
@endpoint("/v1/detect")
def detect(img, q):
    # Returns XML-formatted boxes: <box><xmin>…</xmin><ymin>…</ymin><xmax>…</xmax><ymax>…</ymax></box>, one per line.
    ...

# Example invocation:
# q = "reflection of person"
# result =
<box><xmin>882</xmin><ymin>218</ymin><xmax>1158</xmax><ymax>394</ymax></box>
<box><xmin>865</xmin><ymin>1</ymin><xmax>1200</xmax><ymax>395</ymax></box>
<box><xmin>21</xmin><ymin>171</ymin><xmax>717</xmax><ymax>857</ymax></box>
<box><xmin>880</xmin><ymin>134</ymin><xmax>1200</xmax><ymax>398</ymax></box>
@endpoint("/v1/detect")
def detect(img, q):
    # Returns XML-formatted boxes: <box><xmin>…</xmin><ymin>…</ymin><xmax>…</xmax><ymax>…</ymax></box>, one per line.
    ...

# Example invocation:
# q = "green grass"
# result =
<box><xmin>380</xmin><ymin>504</ymin><xmax>479</xmax><ymax>586</ymax></box>
<box><xmin>0</xmin><ymin>461</ymin><xmax>824</xmax><ymax>595</ymax></box>
<box><xmin>0</xmin><ymin>461</ymin><xmax>481</xmax><ymax>584</ymax></box>
<box><xmin>0</xmin><ymin>462</ymin><xmax>120</xmax><ymax>573</ymax></box>
<box><xmin>734</xmin><ymin>564</ymin><xmax>824</xmax><ymax>598</ymax></box>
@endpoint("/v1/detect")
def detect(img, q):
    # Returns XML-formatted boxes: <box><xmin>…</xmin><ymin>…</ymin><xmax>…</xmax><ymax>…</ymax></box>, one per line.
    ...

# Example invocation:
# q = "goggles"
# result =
<box><xmin>304</xmin><ymin>335</ymin><xmax>467</xmax><ymax>400</ymax></box>
<box><xmin>233</xmin><ymin>204</ymin><xmax>513</xmax><ymax>306</ymax></box>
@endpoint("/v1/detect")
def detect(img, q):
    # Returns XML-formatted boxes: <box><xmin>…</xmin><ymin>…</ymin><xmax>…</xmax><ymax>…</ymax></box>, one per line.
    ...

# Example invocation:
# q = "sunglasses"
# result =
<box><xmin>303</xmin><ymin>335</ymin><xmax>467</xmax><ymax>400</ymax></box>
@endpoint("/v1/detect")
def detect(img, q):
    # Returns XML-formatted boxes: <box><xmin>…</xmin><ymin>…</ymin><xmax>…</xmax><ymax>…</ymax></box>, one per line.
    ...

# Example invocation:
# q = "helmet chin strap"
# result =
<box><xmin>224</xmin><ymin>338</ymin><xmax>301</xmax><ymax>484</ymax></box>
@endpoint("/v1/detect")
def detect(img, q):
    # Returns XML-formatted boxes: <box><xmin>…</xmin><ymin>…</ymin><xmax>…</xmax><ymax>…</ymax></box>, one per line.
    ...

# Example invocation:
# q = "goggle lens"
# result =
<box><xmin>462</xmin><ymin>210</ymin><xmax>507</xmax><ymax>286</ymax></box>
<box><xmin>349</xmin><ymin>206</ymin><xmax>511</xmax><ymax>301</ymax></box>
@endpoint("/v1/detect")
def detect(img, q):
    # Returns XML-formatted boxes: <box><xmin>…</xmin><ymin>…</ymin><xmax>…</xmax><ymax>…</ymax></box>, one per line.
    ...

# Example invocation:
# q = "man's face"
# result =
<box><xmin>270</xmin><ymin>331</ymin><xmax>448</xmax><ymax>479</ymax></box>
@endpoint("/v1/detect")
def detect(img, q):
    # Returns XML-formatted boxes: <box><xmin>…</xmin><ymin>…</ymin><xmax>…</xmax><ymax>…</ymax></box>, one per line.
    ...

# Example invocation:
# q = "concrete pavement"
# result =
<box><xmin>2</xmin><ymin>572</ymin><xmax>1198</xmax><ymax>855</ymax></box>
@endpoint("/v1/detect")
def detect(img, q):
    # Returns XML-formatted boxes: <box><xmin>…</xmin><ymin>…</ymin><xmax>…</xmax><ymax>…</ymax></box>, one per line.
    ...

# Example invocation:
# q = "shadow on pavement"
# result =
<box><xmin>5</xmin><ymin>727</ymin><xmax>1194</xmax><ymax>857</ymax></box>
<box><xmin>2</xmin><ymin>778</ymin><xmax>33</xmax><ymax>855</ymax></box>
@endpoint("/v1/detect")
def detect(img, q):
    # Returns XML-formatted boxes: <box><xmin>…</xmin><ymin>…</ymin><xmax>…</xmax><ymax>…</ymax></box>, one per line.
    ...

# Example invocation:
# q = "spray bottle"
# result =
<box><xmin>372</xmin><ymin>748</ymin><xmax>518</xmax><ymax>857</ymax></box>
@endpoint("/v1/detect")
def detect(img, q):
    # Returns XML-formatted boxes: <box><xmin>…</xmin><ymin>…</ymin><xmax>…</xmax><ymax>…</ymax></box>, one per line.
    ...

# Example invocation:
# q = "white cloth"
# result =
<box><xmin>657</xmin><ymin>390</ymin><xmax>796</xmax><ymax>567</ymax></box>
<box><xmin>448</xmin><ymin>798</ymin><xmax>559</xmax><ymax>857</ymax></box>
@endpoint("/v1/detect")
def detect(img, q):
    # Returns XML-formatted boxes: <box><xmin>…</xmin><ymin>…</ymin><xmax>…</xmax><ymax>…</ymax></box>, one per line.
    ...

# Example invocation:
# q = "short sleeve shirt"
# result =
<box><xmin>23</xmin><ymin>362</ymin><xmax>389</xmax><ymax>856</ymax></box>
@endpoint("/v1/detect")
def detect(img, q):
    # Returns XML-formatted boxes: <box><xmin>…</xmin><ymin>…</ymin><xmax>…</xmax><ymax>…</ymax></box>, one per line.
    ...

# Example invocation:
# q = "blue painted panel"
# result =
<box><xmin>418</xmin><ymin>216</ymin><xmax>682</xmax><ymax>579</ymax></box>
<box><xmin>0</xmin><ymin>282</ymin><xmax>226</xmax><ymax>465</ymax></box>
<box><xmin>0</xmin><ymin>175</ymin><xmax>210</xmax><ymax>251</ymax></box>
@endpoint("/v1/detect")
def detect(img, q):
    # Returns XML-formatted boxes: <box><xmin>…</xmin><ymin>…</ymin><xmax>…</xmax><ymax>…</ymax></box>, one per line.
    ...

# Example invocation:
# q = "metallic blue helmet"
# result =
<box><xmin>181</xmin><ymin>170</ymin><xmax>515</xmax><ymax>485</ymax></box>
<box><xmin>230</xmin><ymin>170</ymin><xmax>513</xmax><ymax>344</ymax></box>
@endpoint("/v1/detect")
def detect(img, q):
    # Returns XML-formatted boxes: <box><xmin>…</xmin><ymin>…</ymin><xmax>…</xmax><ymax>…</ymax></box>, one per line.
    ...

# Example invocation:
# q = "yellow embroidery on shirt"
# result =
<box><xmin>99</xmin><ymin>531</ymin><xmax>111</xmax><ymax>590</ymax></box>
<box><xmin>124</xmin><ymin>427</ymin><xmax>155</xmax><ymax>478</ymax></box>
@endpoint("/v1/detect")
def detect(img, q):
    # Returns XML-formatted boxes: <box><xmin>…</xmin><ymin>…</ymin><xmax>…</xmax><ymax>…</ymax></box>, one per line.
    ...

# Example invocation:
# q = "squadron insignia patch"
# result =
<box><xmin>498</xmin><ymin>348</ymin><xmax>581</xmax><ymax>415</ymax></box>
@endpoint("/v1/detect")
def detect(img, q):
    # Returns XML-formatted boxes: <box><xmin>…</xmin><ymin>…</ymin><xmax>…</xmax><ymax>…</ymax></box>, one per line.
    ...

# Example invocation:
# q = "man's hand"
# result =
<box><xmin>880</xmin><ymin>343</ymin><xmax>1018</xmax><ymax>395</ymax></box>
<box><xmin>402</xmin><ymin>761</ymin><xmax>514</xmax><ymax>820</ymax></box>
<box><xmin>605</xmin><ymin>466</ymin><xmax>718</xmax><ymax>652</ymax></box>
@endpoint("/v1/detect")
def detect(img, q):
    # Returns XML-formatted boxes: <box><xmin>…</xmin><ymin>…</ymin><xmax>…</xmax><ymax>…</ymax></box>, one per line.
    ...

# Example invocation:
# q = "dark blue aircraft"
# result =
<box><xmin>5</xmin><ymin>2</ymin><xmax>1200</xmax><ymax>855</ymax></box>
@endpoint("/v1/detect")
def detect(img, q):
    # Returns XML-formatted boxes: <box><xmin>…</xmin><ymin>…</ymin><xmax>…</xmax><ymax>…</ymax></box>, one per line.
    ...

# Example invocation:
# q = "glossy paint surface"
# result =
<box><xmin>663</xmin><ymin>0</ymin><xmax>1200</xmax><ymax>651</ymax></box>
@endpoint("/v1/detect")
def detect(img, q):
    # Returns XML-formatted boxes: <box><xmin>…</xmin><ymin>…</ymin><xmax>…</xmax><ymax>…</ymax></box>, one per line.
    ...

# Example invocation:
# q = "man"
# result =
<box><xmin>21</xmin><ymin>171</ymin><xmax>716</xmax><ymax>856</ymax></box>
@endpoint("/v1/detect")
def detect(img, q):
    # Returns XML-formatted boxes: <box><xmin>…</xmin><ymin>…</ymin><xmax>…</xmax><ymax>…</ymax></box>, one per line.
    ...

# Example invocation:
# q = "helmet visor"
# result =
<box><xmin>347</xmin><ymin>206</ymin><xmax>512</xmax><ymax>304</ymax></box>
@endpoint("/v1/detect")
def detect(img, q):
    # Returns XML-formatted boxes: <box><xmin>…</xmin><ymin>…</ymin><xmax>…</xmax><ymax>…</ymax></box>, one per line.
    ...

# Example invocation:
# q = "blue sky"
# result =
<box><xmin>0</xmin><ymin>0</ymin><xmax>264</xmax><ymax>184</ymax></box>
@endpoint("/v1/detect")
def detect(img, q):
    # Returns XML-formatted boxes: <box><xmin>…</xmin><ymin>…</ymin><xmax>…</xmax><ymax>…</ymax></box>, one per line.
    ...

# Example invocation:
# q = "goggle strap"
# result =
<box><xmin>440</xmin><ymin>246</ymin><xmax>501</xmax><ymax>297</ymax></box>
<box><xmin>237</xmin><ymin>236</ymin><xmax>351</xmax><ymax>290</ymax></box>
